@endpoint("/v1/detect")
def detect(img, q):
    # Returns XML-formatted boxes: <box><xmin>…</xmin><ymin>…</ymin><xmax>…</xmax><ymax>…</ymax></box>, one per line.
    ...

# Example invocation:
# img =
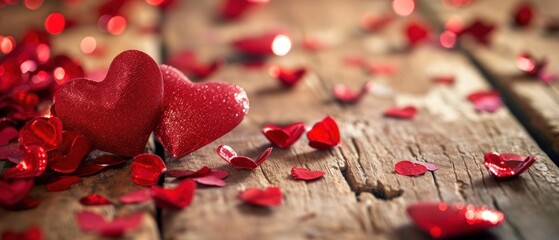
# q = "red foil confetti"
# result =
<box><xmin>120</xmin><ymin>189</ymin><xmax>152</xmax><ymax>204</ymax></box>
<box><xmin>47</xmin><ymin>131</ymin><xmax>91</xmax><ymax>174</ymax></box>
<box><xmin>0</xmin><ymin>179</ymin><xmax>34</xmax><ymax>207</ymax></box>
<box><xmin>75</xmin><ymin>210</ymin><xmax>143</xmax><ymax>237</ymax></box>
<box><xmin>220</xmin><ymin>0</ymin><xmax>268</xmax><ymax>20</ymax></box>
<box><xmin>291</xmin><ymin>167</ymin><xmax>325</xmax><ymax>181</ymax></box>
<box><xmin>262</xmin><ymin>122</ymin><xmax>305</xmax><ymax>148</ymax></box>
<box><xmin>460</xmin><ymin>19</ymin><xmax>495</xmax><ymax>45</ymax></box>
<box><xmin>18</xmin><ymin>116</ymin><xmax>63</xmax><ymax>151</ymax></box>
<box><xmin>238</xmin><ymin>186</ymin><xmax>282</xmax><ymax>207</ymax></box>
<box><xmin>45</xmin><ymin>175</ymin><xmax>80</xmax><ymax>192</ymax></box>
<box><xmin>333</xmin><ymin>82</ymin><xmax>374</xmax><ymax>104</ymax></box>
<box><xmin>306</xmin><ymin>116</ymin><xmax>340</xmax><ymax>149</ymax></box>
<box><xmin>483</xmin><ymin>152</ymin><xmax>537</xmax><ymax>178</ymax></box>
<box><xmin>165</xmin><ymin>51</ymin><xmax>223</xmax><ymax>80</ymax></box>
<box><xmin>268</xmin><ymin>66</ymin><xmax>307</xmax><ymax>88</ymax></box>
<box><xmin>167</xmin><ymin>166</ymin><xmax>228</xmax><ymax>187</ymax></box>
<box><xmin>467</xmin><ymin>90</ymin><xmax>502</xmax><ymax>113</ymax></box>
<box><xmin>130</xmin><ymin>154</ymin><xmax>166</xmax><ymax>187</ymax></box>
<box><xmin>73</xmin><ymin>155</ymin><xmax>128</xmax><ymax>177</ymax></box>
<box><xmin>405</xmin><ymin>20</ymin><xmax>432</xmax><ymax>46</ymax></box>
<box><xmin>1</xmin><ymin>226</ymin><xmax>43</xmax><ymax>240</ymax></box>
<box><xmin>150</xmin><ymin>179</ymin><xmax>196</xmax><ymax>210</ymax></box>
<box><xmin>512</xmin><ymin>2</ymin><xmax>533</xmax><ymax>27</ymax></box>
<box><xmin>54</xmin><ymin>50</ymin><xmax>163</xmax><ymax>157</ymax></box>
<box><xmin>155</xmin><ymin>65</ymin><xmax>249</xmax><ymax>158</ymax></box>
<box><xmin>80</xmin><ymin>194</ymin><xmax>113</xmax><ymax>206</ymax></box>
<box><xmin>217</xmin><ymin>145</ymin><xmax>272</xmax><ymax>170</ymax></box>
<box><xmin>232</xmin><ymin>31</ymin><xmax>292</xmax><ymax>56</ymax></box>
<box><xmin>3</xmin><ymin>145</ymin><xmax>47</xmax><ymax>179</ymax></box>
<box><xmin>432</xmin><ymin>75</ymin><xmax>455</xmax><ymax>85</ymax></box>
<box><xmin>394</xmin><ymin>160</ymin><xmax>427</xmax><ymax>176</ymax></box>
<box><xmin>384</xmin><ymin>106</ymin><xmax>418</xmax><ymax>119</ymax></box>
<box><xmin>407</xmin><ymin>202</ymin><xmax>505</xmax><ymax>238</ymax></box>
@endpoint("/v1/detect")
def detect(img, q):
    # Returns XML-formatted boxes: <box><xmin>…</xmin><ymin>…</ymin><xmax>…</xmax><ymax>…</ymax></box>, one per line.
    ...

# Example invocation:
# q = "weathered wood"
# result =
<box><xmin>161</xmin><ymin>0</ymin><xmax>559</xmax><ymax>240</ymax></box>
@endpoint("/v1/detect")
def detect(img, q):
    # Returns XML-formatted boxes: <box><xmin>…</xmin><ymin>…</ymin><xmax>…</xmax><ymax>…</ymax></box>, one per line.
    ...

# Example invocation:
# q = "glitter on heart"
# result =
<box><xmin>307</xmin><ymin>116</ymin><xmax>340</xmax><ymax>149</ymax></box>
<box><xmin>167</xmin><ymin>166</ymin><xmax>228</xmax><ymax>187</ymax></box>
<box><xmin>80</xmin><ymin>194</ymin><xmax>113</xmax><ymax>206</ymax></box>
<box><xmin>333</xmin><ymin>82</ymin><xmax>374</xmax><ymax>104</ymax></box>
<box><xmin>467</xmin><ymin>90</ymin><xmax>502</xmax><ymax>113</ymax></box>
<box><xmin>238</xmin><ymin>186</ymin><xmax>282</xmax><ymax>207</ymax></box>
<box><xmin>394</xmin><ymin>160</ymin><xmax>427</xmax><ymax>176</ymax></box>
<box><xmin>483</xmin><ymin>152</ymin><xmax>537</xmax><ymax>178</ymax></box>
<box><xmin>384</xmin><ymin>106</ymin><xmax>417</xmax><ymax>119</ymax></box>
<box><xmin>75</xmin><ymin>211</ymin><xmax>144</xmax><ymax>237</ymax></box>
<box><xmin>130</xmin><ymin>154</ymin><xmax>166</xmax><ymax>187</ymax></box>
<box><xmin>268</xmin><ymin>66</ymin><xmax>307</xmax><ymax>88</ymax></box>
<box><xmin>217</xmin><ymin>145</ymin><xmax>272</xmax><ymax>170</ymax></box>
<box><xmin>262</xmin><ymin>122</ymin><xmax>305</xmax><ymax>148</ymax></box>
<box><xmin>291</xmin><ymin>167</ymin><xmax>325</xmax><ymax>181</ymax></box>
<box><xmin>150</xmin><ymin>179</ymin><xmax>196</xmax><ymax>210</ymax></box>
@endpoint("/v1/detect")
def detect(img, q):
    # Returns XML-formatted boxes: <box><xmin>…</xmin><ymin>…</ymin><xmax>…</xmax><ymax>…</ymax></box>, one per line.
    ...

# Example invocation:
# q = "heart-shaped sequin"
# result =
<box><xmin>150</xmin><ymin>179</ymin><xmax>196</xmax><ymax>210</ymax></box>
<box><xmin>262</xmin><ymin>122</ymin><xmax>305</xmax><ymax>148</ymax></box>
<box><xmin>238</xmin><ymin>186</ymin><xmax>282</xmax><ymax>207</ymax></box>
<box><xmin>130</xmin><ymin>154</ymin><xmax>166</xmax><ymax>187</ymax></box>
<box><xmin>291</xmin><ymin>167</ymin><xmax>325</xmax><ymax>181</ymax></box>
<box><xmin>217</xmin><ymin>145</ymin><xmax>272</xmax><ymax>170</ymax></box>
<box><xmin>306</xmin><ymin>116</ymin><xmax>340</xmax><ymax>149</ymax></box>
<box><xmin>483</xmin><ymin>152</ymin><xmax>536</xmax><ymax>178</ymax></box>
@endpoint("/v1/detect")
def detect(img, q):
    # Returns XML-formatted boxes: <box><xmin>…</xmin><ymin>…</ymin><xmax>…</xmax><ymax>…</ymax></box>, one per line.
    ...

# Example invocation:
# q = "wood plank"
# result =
<box><xmin>161</xmin><ymin>0</ymin><xmax>559</xmax><ymax>239</ymax></box>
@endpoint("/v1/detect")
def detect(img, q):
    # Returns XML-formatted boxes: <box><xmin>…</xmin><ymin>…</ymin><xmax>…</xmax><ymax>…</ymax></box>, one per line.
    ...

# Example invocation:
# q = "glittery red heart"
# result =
<box><xmin>130</xmin><ymin>154</ymin><xmax>166</xmax><ymax>187</ymax></box>
<box><xmin>1</xmin><ymin>226</ymin><xmax>43</xmax><ymax>240</ymax></box>
<box><xmin>217</xmin><ymin>145</ymin><xmax>272</xmax><ymax>170</ymax></box>
<box><xmin>80</xmin><ymin>194</ymin><xmax>113</xmax><ymax>206</ymax></box>
<box><xmin>513</xmin><ymin>2</ymin><xmax>533</xmax><ymax>27</ymax></box>
<box><xmin>150</xmin><ymin>179</ymin><xmax>196</xmax><ymax>210</ymax></box>
<box><xmin>394</xmin><ymin>160</ymin><xmax>427</xmax><ymax>176</ymax></box>
<box><xmin>333</xmin><ymin>82</ymin><xmax>374</xmax><ymax>104</ymax></box>
<box><xmin>54</xmin><ymin>50</ymin><xmax>163</xmax><ymax>157</ymax></box>
<box><xmin>167</xmin><ymin>166</ymin><xmax>228</xmax><ymax>187</ymax></box>
<box><xmin>483</xmin><ymin>152</ymin><xmax>536</xmax><ymax>178</ymax></box>
<box><xmin>384</xmin><ymin>106</ymin><xmax>417</xmax><ymax>119</ymax></box>
<box><xmin>306</xmin><ymin>116</ymin><xmax>340</xmax><ymax>149</ymax></box>
<box><xmin>45</xmin><ymin>175</ymin><xmax>80</xmax><ymax>192</ymax></box>
<box><xmin>155</xmin><ymin>65</ymin><xmax>249</xmax><ymax>158</ymax></box>
<box><xmin>3</xmin><ymin>145</ymin><xmax>47</xmax><ymax>179</ymax></box>
<box><xmin>268</xmin><ymin>66</ymin><xmax>306</xmax><ymax>88</ymax></box>
<box><xmin>0</xmin><ymin>179</ymin><xmax>34</xmax><ymax>207</ymax></box>
<box><xmin>47</xmin><ymin>131</ymin><xmax>91</xmax><ymax>174</ymax></box>
<box><xmin>75</xmin><ymin>210</ymin><xmax>144</xmax><ymax>237</ymax></box>
<box><xmin>238</xmin><ymin>186</ymin><xmax>282</xmax><ymax>207</ymax></box>
<box><xmin>291</xmin><ymin>167</ymin><xmax>325</xmax><ymax>181</ymax></box>
<box><xmin>407</xmin><ymin>202</ymin><xmax>505</xmax><ymax>238</ymax></box>
<box><xmin>18</xmin><ymin>116</ymin><xmax>62</xmax><ymax>150</ymax></box>
<box><xmin>262</xmin><ymin>122</ymin><xmax>305</xmax><ymax>148</ymax></box>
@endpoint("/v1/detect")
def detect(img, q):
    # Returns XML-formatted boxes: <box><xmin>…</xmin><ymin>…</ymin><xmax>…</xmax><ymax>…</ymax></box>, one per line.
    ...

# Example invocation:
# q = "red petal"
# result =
<box><xmin>232</xmin><ymin>31</ymin><xmax>292</xmax><ymax>56</ymax></box>
<box><xmin>150</xmin><ymin>180</ymin><xmax>196</xmax><ymax>210</ymax></box>
<box><xmin>516</xmin><ymin>52</ymin><xmax>547</xmax><ymax>77</ymax></box>
<box><xmin>0</xmin><ymin>127</ymin><xmax>18</xmax><ymax>146</ymax></box>
<box><xmin>384</xmin><ymin>106</ymin><xmax>417</xmax><ymax>119</ymax></box>
<box><xmin>467</xmin><ymin>90</ymin><xmax>502</xmax><ymax>113</ymax></box>
<box><xmin>407</xmin><ymin>202</ymin><xmax>505</xmax><ymax>238</ymax></box>
<box><xmin>120</xmin><ymin>189</ymin><xmax>152</xmax><ymax>204</ymax></box>
<box><xmin>75</xmin><ymin>210</ymin><xmax>143</xmax><ymax>237</ymax></box>
<box><xmin>45</xmin><ymin>176</ymin><xmax>80</xmax><ymax>192</ymax></box>
<box><xmin>130</xmin><ymin>154</ymin><xmax>166</xmax><ymax>187</ymax></box>
<box><xmin>262</xmin><ymin>122</ymin><xmax>305</xmax><ymax>148</ymax></box>
<box><xmin>268</xmin><ymin>66</ymin><xmax>306</xmax><ymax>88</ymax></box>
<box><xmin>432</xmin><ymin>75</ymin><xmax>455</xmax><ymax>85</ymax></box>
<box><xmin>343</xmin><ymin>56</ymin><xmax>365</xmax><ymax>67</ymax></box>
<box><xmin>3</xmin><ymin>145</ymin><xmax>48</xmax><ymax>179</ymax></box>
<box><xmin>405</xmin><ymin>20</ymin><xmax>432</xmax><ymax>46</ymax></box>
<box><xmin>483</xmin><ymin>152</ymin><xmax>537</xmax><ymax>178</ymax></box>
<box><xmin>394</xmin><ymin>160</ymin><xmax>427</xmax><ymax>176</ymax></box>
<box><xmin>220</xmin><ymin>0</ymin><xmax>267</xmax><ymax>20</ymax></box>
<box><xmin>1</xmin><ymin>226</ymin><xmax>42</xmax><ymax>240</ymax></box>
<box><xmin>291</xmin><ymin>167</ymin><xmax>325</xmax><ymax>181</ymax></box>
<box><xmin>367</xmin><ymin>63</ymin><xmax>397</xmax><ymax>75</ymax></box>
<box><xmin>238</xmin><ymin>186</ymin><xmax>282</xmax><ymax>207</ymax></box>
<box><xmin>80</xmin><ymin>194</ymin><xmax>113</xmax><ymax>206</ymax></box>
<box><xmin>306</xmin><ymin>116</ymin><xmax>340</xmax><ymax>149</ymax></box>
<box><xmin>513</xmin><ymin>2</ymin><xmax>533</xmax><ymax>27</ymax></box>
<box><xmin>460</xmin><ymin>19</ymin><xmax>495</xmax><ymax>45</ymax></box>
<box><xmin>217</xmin><ymin>145</ymin><xmax>272</xmax><ymax>170</ymax></box>
<box><xmin>194</xmin><ymin>174</ymin><xmax>227</xmax><ymax>187</ymax></box>
<box><xmin>74</xmin><ymin>164</ymin><xmax>108</xmax><ymax>177</ymax></box>
<box><xmin>18</xmin><ymin>116</ymin><xmax>63</xmax><ymax>150</ymax></box>
<box><xmin>47</xmin><ymin>131</ymin><xmax>91</xmax><ymax>174</ymax></box>
<box><xmin>3</xmin><ymin>197</ymin><xmax>40</xmax><ymax>211</ymax></box>
<box><xmin>333</xmin><ymin>82</ymin><xmax>374</xmax><ymax>103</ymax></box>
<box><xmin>0</xmin><ymin>179</ymin><xmax>34</xmax><ymax>207</ymax></box>
<box><xmin>167</xmin><ymin>166</ymin><xmax>212</xmax><ymax>178</ymax></box>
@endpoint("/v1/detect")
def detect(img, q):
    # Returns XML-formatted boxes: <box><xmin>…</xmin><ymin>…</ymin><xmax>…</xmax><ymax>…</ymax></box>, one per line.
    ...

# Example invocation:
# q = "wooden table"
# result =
<box><xmin>1</xmin><ymin>0</ymin><xmax>558</xmax><ymax>239</ymax></box>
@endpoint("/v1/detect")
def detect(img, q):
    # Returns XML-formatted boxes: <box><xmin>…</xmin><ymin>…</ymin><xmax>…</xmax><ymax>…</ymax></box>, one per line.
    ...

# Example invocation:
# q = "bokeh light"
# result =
<box><xmin>107</xmin><ymin>16</ymin><xmax>127</xmax><ymax>35</ymax></box>
<box><xmin>271</xmin><ymin>35</ymin><xmax>291</xmax><ymax>56</ymax></box>
<box><xmin>0</xmin><ymin>36</ymin><xmax>15</xmax><ymax>54</ymax></box>
<box><xmin>439</xmin><ymin>31</ymin><xmax>456</xmax><ymax>48</ymax></box>
<box><xmin>23</xmin><ymin>0</ymin><xmax>43</xmax><ymax>10</ymax></box>
<box><xmin>45</xmin><ymin>13</ymin><xmax>66</xmax><ymax>35</ymax></box>
<box><xmin>392</xmin><ymin>0</ymin><xmax>415</xmax><ymax>16</ymax></box>
<box><xmin>80</xmin><ymin>36</ymin><xmax>97</xmax><ymax>54</ymax></box>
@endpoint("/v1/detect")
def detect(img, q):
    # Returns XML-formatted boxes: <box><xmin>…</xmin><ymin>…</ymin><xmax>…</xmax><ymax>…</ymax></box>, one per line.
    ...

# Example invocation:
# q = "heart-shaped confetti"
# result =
<box><xmin>333</xmin><ymin>82</ymin><xmax>374</xmax><ymax>104</ymax></box>
<box><xmin>483</xmin><ymin>152</ymin><xmax>536</xmax><ymax>178</ymax></box>
<box><xmin>54</xmin><ymin>50</ymin><xmax>163</xmax><ymax>157</ymax></box>
<box><xmin>168</xmin><ymin>166</ymin><xmax>228</xmax><ymax>187</ymax></box>
<box><xmin>291</xmin><ymin>167</ymin><xmax>325</xmax><ymax>181</ymax></box>
<box><xmin>166</xmin><ymin>51</ymin><xmax>222</xmax><ymax>80</ymax></box>
<box><xmin>307</xmin><ymin>116</ymin><xmax>340</xmax><ymax>149</ymax></box>
<box><xmin>0</xmin><ymin>127</ymin><xmax>18</xmax><ymax>146</ymax></box>
<box><xmin>384</xmin><ymin>106</ymin><xmax>417</xmax><ymax>119</ymax></box>
<box><xmin>512</xmin><ymin>2</ymin><xmax>533</xmax><ymax>27</ymax></box>
<box><xmin>120</xmin><ymin>189</ymin><xmax>152</xmax><ymax>204</ymax></box>
<box><xmin>268</xmin><ymin>66</ymin><xmax>307</xmax><ymax>88</ymax></box>
<box><xmin>47</xmin><ymin>131</ymin><xmax>91</xmax><ymax>174</ymax></box>
<box><xmin>467</xmin><ymin>90</ymin><xmax>502</xmax><ymax>113</ymax></box>
<box><xmin>262</xmin><ymin>122</ymin><xmax>305</xmax><ymax>148</ymax></box>
<box><xmin>3</xmin><ymin>145</ymin><xmax>47</xmax><ymax>179</ymax></box>
<box><xmin>407</xmin><ymin>202</ymin><xmax>505</xmax><ymax>238</ymax></box>
<box><xmin>80</xmin><ymin>194</ymin><xmax>113</xmax><ymax>206</ymax></box>
<box><xmin>405</xmin><ymin>20</ymin><xmax>431</xmax><ymax>46</ymax></box>
<box><xmin>74</xmin><ymin>155</ymin><xmax>128</xmax><ymax>177</ymax></box>
<box><xmin>233</xmin><ymin>31</ymin><xmax>292</xmax><ymax>56</ymax></box>
<box><xmin>130</xmin><ymin>154</ymin><xmax>166</xmax><ymax>187</ymax></box>
<box><xmin>516</xmin><ymin>52</ymin><xmax>547</xmax><ymax>78</ymax></box>
<box><xmin>460</xmin><ymin>19</ymin><xmax>495</xmax><ymax>45</ymax></box>
<box><xmin>238</xmin><ymin>186</ymin><xmax>282</xmax><ymax>207</ymax></box>
<box><xmin>394</xmin><ymin>160</ymin><xmax>427</xmax><ymax>176</ymax></box>
<box><xmin>155</xmin><ymin>65</ymin><xmax>249</xmax><ymax>158</ymax></box>
<box><xmin>432</xmin><ymin>75</ymin><xmax>455</xmax><ymax>85</ymax></box>
<box><xmin>45</xmin><ymin>175</ymin><xmax>80</xmax><ymax>192</ymax></box>
<box><xmin>150</xmin><ymin>179</ymin><xmax>196</xmax><ymax>210</ymax></box>
<box><xmin>1</xmin><ymin>226</ymin><xmax>43</xmax><ymax>240</ymax></box>
<box><xmin>0</xmin><ymin>179</ymin><xmax>34</xmax><ymax>207</ymax></box>
<box><xmin>412</xmin><ymin>161</ymin><xmax>438</xmax><ymax>171</ymax></box>
<box><xmin>76</xmin><ymin>211</ymin><xmax>143</xmax><ymax>237</ymax></box>
<box><xmin>217</xmin><ymin>145</ymin><xmax>272</xmax><ymax>170</ymax></box>
<box><xmin>18</xmin><ymin>116</ymin><xmax>62</xmax><ymax>150</ymax></box>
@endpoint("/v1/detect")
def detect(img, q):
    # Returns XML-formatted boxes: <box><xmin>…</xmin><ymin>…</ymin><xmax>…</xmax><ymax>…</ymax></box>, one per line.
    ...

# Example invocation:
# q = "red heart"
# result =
<box><xmin>262</xmin><ymin>122</ymin><xmax>305</xmax><ymax>148</ymax></box>
<box><xmin>394</xmin><ymin>160</ymin><xmax>427</xmax><ymax>176</ymax></box>
<box><xmin>54</xmin><ymin>50</ymin><xmax>163</xmax><ymax>157</ymax></box>
<box><xmin>3</xmin><ymin>145</ymin><xmax>47</xmax><ymax>179</ymax></box>
<box><xmin>238</xmin><ymin>186</ymin><xmax>282</xmax><ymax>207</ymax></box>
<box><xmin>306</xmin><ymin>116</ymin><xmax>340</xmax><ymax>149</ymax></box>
<box><xmin>268</xmin><ymin>66</ymin><xmax>306</xmax><ymax>88</ymax></box>
<box><xmin>130</xmin><ymin>154</ymin><xmax>166</xmax><ymax>187</ymax></box>
<box><xmin>1</xmin><ymin>226</ymin><xmax>43</xmax><ymax>240</ymax></box>
<box><xmin>150</xmin><ymin>179</ymin><xmax>196</xmax><ymax>210</ymax></box>
<box><xmin>483</xmin><ymin>152</ymin><xmax>537</xmax><ymax>178</ymax></box>
<box><xmin>120</xmin><ymin>189</ymin><xmax>152</xmax><ymax>204</ymax></box>
<box><xmin>155</xmin><ymin>65</ymin><xmax>249</xmax><ymax>158</ymax></box>
<box><xmin>168</xmin><ymin>166</ymin><xmax>228</xmax><ymax>187</ymax></box>
<box><xmin>407</xmin><ymin>202</ymin><xmax>505</xmax><ymax>238</ymax></box>
<box><xmin>80</xmin><ymin>194</ymin><xmax>113</xmax><ymax>206</ymax></box>
<box><xmin>75</xmin><ymin>210</ymin><xmax>144</xmax><ymax>237</ymax></box>
<box><xmin>18</xmin><ymin>116</ymin><xmax>62</xmax><ymax>150</ymax></box>
<box><xmin>333</xmin><ymin>82</ymin><xmax>374</xmax><ymax>104</ymax></box>
<box><xmin>384</xmin><ymin>106</ymin><xmax>417</xmax><ymax>119</ymax></box>
<box><xmin>0</xmin><ymin>179</ymin><xmax>34</xmax><ymax>207</ymax></box>
<box><xmin>291</xmin><ymin>167</ymin><xmax>325</xmax><ymax>181</ymax></box>
<box><xmin>217</xmin><ymin>145</ymin><xmax>272</xmax><ymax>170</ymax></box>
<box><xmin>47</xmin><ymin>131</ymin><xmax>91</xmax><ymax>174</ymax></box>
<box><xmin>45</xmin><ymin>175</ymin><xmax>81</xmax><ymax>192</ymax></box>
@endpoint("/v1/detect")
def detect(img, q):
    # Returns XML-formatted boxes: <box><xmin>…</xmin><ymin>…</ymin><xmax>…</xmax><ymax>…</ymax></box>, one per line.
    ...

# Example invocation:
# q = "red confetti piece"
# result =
<box><xmin>0</xmin><ymin>143</ymin><xmax>23</xmax><ymax>163</ymax></box>
<box><xmin>460</xmin><ymin>19</ymin><xmax>495</xmax><ymax>45</ymax></box>
<box><xmin>0</xmin><ymin>179</ymin><xmax>34</xmax><ymax>207</ymax></box>
<box><xmin>3</xmin><ymin>145</ymin><xmax>47</xmax><ymax>180</ymax></box>
<box><xmin>405</xmin><ymin>20</ymin><xmax>432</xmax><ymax>46</ymax></box>
<box><xmin>333</xmin><ymin>82</ymin><xmax>374</xmax><ymax>104</ymax></box>
<box><xmin>120</xmin><ymin>189</ymin><xmax>152</xmax><ymax>204</ymax></box>
<box><xmin>167</xmin><ymin>166</ymin><xmax>211</xmax><ymax>178</ymax></box>
<box><xmin>384</xmin><ymin>106</ymin><xmax>417</xmax><ymax>119</ymax></box>
<box><xmin>150</xmin><ymin>179</ymin><xmax>196</xmax><ymax>210</ymax></box>
<box><xmin>268</xmin><ymin>66</ymin><xmax>306</xmax><ymax>88</ymax></box>
<box><xmin>407</xmin><ymin>202</ymin><xmax>505</xmax><ymax>238</ymax></box>
<box><xmin>483</xmin><ymin>151</ymin><xmax>536</xmax><ymax>178</ymax></box>
<box><xmin>47</xmin><ymin>131</ymin><xmax>91</xmax><ymax>174</ymax></box>
<box><xmin>233</xmin><ymin>31</ymin><xmax>292</xmax><ymax>56</ymax></box>
<box><xmin>238</xmin><ymin>186</ymin><xmax>282</xmax><ymax>207</ymax></box>
<box><xmin>262</xmin><ymin>122</ymin><xmax>305</xmax><ymax>148</ymax></box>
<box><xmin>360</xmin><ymin>12</ymin><xmax>394</xmax><ymax>32</ymax></box>
<box><xmin>512</xmin><ymin>2</ymin><xmax>533</xmax><ymax>27</ymax></box>
<box><xmin>306</xmin><ymin>116</ymin><xmax>340</xmax><ymax>149</ymax></box>
<box><xmin>516</xmin><ymin>52</ymin><xmax>547</xmax><ymax>78</ymax></box>
<box><xmin>217</xmin><ymin>145</ymin><xmax>272</xmax><ymax>170</ymax></box>
<box><xmin>45</xmin><ymin>175</ymin><xmax>80</xmax><ymax>192</ymax></box>
<box><xmin>75</xmin><ymin>210</ymin><xmax>143</xmax><ymax>237</ymax></box>
<box><xmin>394</xmin><ymin>160</ymin><xmax>427</xmax><ymax>176</ymax></box>
<box><xmin>467</xmin><ymin>90</ymin><xmax>502</xmax><ymax>113</ymax></box>
<box><xmin>80</xmin><ymin>194</ymin><xmax>113</xmax><ymax>206</ymax></box>
<box><xmin>432</xmin><ymin>75</ymin><xmax>455</xmax><ymax>85</ymax></box>
<box><xmin>291</xmin><ymin>167</ymin><xmax>325</xmax><ymax>181</ymax></box>
<box><xmin>45</xmin><ymin>13</ymin><xmax>66</xmax><ymax>35</ymax></box>
<box><xmin>220</xmin><ymin>0</ymin><xmax>268</xmax><ymax>20</ymax></box>
<box><xmin>0</xmin><ymin>127</ymin><xmax>18</xmax><ymax>146</ymax></box>
<box><xmin>367</xmin><ymin>63</ymin><xmax>397</xmax><ymax>75</ymax></box>
<box><xmin>18</xmin><ymin>116</ymin><xmax>63</xmax><ymax>151</ymax></box>
<box><xmin>343</xmin><ymin>56</ymin><xmax>365</xmax><ymax>67</ymax></box>
<box><xmin>167</xmin><ymin>166</ymin><xmax>228</xmax><ymax>187</ymax></box>
<box><xmin>166</xmin><ymin>51</ymin><xmax>222</xmax><ymax>80</ymax></box>
<box><xmin>1</xmin><ymin>226</ymin><xmax>42</xmax><ymax>240</ymax></box>
<box><xmin>412</xmin><ymin>161</ymin><xmax>439</xmax><ymax>171</ymax></box>
<box><xmin>130</xmin><ymin>154</ymin><xmax>166</xmax><ymax>187</ymax></box>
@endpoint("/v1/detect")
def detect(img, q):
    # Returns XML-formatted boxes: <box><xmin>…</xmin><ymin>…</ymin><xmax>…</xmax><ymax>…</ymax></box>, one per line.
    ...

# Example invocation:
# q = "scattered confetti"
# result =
<box><xmin>333</xmin><ymin>82</ymin><xmax>374</xmax><ymax>104</ymax></box>
<box><xmin>307</xmin><ymin>116</ymin><xmax>340</xmax><ymax>149</ymax></box>
<box><xmin>80</xmin><ymin>194</ymin><xmax>113</xmax><ymax>206</ymax></box>
<box><xmin>130</xmin><ymin>153</ymin><xmax>166</xmax><ymax>187</ymax></box>
<box><xmin>217</xmin><ymin>145</ymin><xmax>272</xmax><ymax>170</ymax></box>
<box><xmin>268</xmin><ymin>66</ymin><xmax>307</xmax><ymax>88</ymax></box>
<box><xmin>291</xmin><ymin>167</ymin><xmax>325</xmax><ymax>181</ymax></box>
<box><xmin>167</xmin><ymin>166</ymin><xmax>228</xmax><ymax>187</ymax></box>
<box><xmin>150</xmin><ymin>180</ymin><xmax>196</xmax><ymax>210</ymax></box>
<box><xmin>1</xmin><ymin>226</ymin><xmax>42</xmax><ymax>240</ymax></box>
<box><xmin>238</xmin><ymin>186</ymin><xmax>282</xmax><ymax>207</ymax></box>
<box><xmin>384</xmin><ymin>106</ymin><xmax>417</xmax><ymax>119</ymax></box>
<box><xmin>467</xmin><ymin>90</ymin><xmax>502</xmax><ymax>113</ymax></box>
<box><xmin>2</xmin><ymin>145</ymin><xmax>47</xmax><ymax>180</ymax></box>
<box><xmin>262</xmin><ymin>122</ymin><xmax>305</xmax><ymax>148</ymax></box>
<box><xmin>394</xmin><ymin>160</ymin><xmax>427</xmax><ymax>176</ymax></box>
<box><xmin>483</xmin><ymin>152</ymin><xmax>537</xmax><ymax>178</ymax></box>
<box><xmin>47</xmin><ymin>131</ymin><xmax>91</xmax><ymax>174</ymax></box>
<box><xmin>75</xmin><ymin>211</ymin><xmax>143</xmax><ymax>237</ymax></box>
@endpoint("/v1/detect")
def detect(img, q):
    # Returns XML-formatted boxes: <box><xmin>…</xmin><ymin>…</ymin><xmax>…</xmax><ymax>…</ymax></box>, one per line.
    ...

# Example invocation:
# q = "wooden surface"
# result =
<box><xmin>1</xmin><ymin>0</ymin><xmax>559</xmax><ymax>239</ymax></box>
